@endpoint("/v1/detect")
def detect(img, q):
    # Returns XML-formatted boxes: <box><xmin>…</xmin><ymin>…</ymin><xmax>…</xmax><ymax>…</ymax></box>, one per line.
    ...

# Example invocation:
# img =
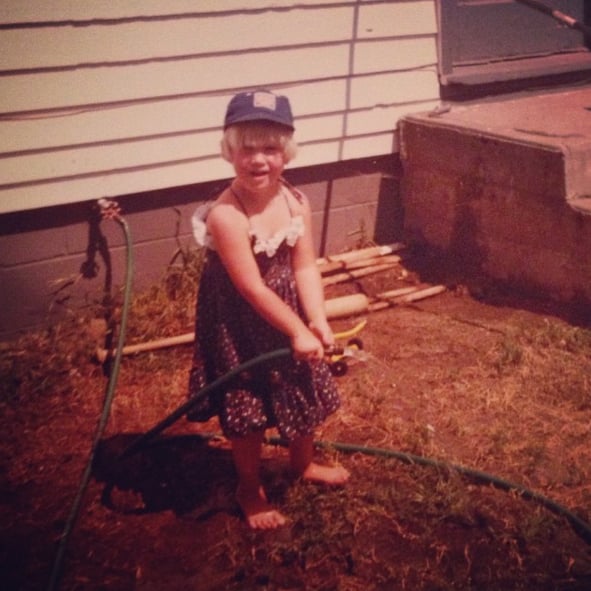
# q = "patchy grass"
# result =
<box><xmin>2</xmin><ymin>249</ymin><xmax>591</xmax><ymax>590</ymax></box>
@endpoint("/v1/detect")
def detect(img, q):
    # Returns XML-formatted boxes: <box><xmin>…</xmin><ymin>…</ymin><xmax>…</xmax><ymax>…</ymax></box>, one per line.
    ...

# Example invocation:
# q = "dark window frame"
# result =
<box><xmin>438</xmin><ymin>0</ymin><xmax>591</xmax><ymax>87</ymax></box>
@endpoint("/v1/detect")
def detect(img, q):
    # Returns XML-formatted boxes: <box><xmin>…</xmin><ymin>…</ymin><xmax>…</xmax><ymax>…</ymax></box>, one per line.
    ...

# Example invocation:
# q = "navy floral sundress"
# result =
<box><xmin>187</xmin><ymin>186</ymin><xmax>340</xmax><ymax>441</ymax></box>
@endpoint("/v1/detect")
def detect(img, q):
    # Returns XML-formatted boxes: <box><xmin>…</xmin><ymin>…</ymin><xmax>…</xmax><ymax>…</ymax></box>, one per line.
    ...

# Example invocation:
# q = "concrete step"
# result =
<box><xmin>399</xmin><ymin>85</ymin><xmax>591</xmax><ymax>307</ymax></box>
<box><xmin>423</xmin><ymin>86</ymin><xmax>591</xmax><ymax>210</ymax></box>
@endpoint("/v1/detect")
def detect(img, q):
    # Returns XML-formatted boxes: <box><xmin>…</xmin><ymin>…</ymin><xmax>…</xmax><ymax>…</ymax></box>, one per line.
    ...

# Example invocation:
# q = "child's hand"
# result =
<box><xmin>309</xmin><ymin>320</ymin><xmax>335</xmax><ymax>348</ymax></box>
<box><xmin>291</xmin><ymin>329</ymin><xmax>325</xmax><ymax>361</ymax></box>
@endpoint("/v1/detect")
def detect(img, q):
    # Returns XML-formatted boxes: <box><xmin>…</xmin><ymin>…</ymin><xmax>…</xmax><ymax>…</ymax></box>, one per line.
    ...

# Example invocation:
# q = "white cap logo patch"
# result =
<box><xmin>253</xmin><ymin>91</ymin><xmax>277</xmax><ymax>111</ymax></box>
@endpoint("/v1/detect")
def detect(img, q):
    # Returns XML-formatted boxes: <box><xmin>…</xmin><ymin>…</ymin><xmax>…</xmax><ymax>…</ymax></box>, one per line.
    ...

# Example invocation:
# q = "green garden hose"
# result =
<box><xmin>48</xmin><ymin>198</ymin><xmax>591</xmax><ymax>591</ymax></box>
<box><xmin>119</xmin><ymin>346</ymin><xmax>293</xmax><ymax>460</ymax></box>
<box><xmin>266</xmin><ymin>436</ymin><xmax>591</xmax><ymax>545</ymax></box>
<box><xmin>47</xmin><ymin>200</ymin><xmax>134</xmax><ymax>591</ymax></box>
<box><xmin>120</xmin><ymin>355</ymin><xmax>591</xmax><ymax>547</ymax></box>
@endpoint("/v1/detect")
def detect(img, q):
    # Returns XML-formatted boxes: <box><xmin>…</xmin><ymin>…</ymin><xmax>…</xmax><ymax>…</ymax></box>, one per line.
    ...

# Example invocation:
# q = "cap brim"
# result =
<box><xmin>224</xmin><ymin>113</ymin><xmax>294</xmax><ymax>130</ymax></box>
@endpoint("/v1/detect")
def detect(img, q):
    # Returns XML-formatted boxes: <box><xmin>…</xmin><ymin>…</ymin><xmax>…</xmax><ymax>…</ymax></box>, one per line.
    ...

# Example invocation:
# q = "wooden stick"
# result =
<box><xmin>95</xmin><ymin>332</ymin><xmax>195</xmax><ymax>363</ymax></box>
<box><xmin>316</xmin><ymin>242</ymin><xmax>405</xmax><ymax>267</ymax></box>
<box><xmin>369</xmin><ymin>284</ymin><xmax>447</xmax><ymax>311</ymax></box>
<box><xmin>325</xmin><ymin>285</ymin><xmax>447</xmax><ymax>317</ymax></box>
<box><xmin>322</xmin><ymin>262</ymin><xmax>400</xmax><ymax>287</ymax></box>
<box><xmin>94</xmin><ymin>283</ymin><xmax>446</xmax><ymax>362</ymax></box>
<box><xmin>344</xmin><ymin>254</ymin><xmax>401</xmax><ymax>271</ymax></box>
<box><xmin>319</xmin><ymin>254</ymin><xmax>402</xmax><ymax>275</ymax></box>
<box><xmin>394</xmin><ymin>284</ymin><xmax>446</xmax><ymax>302</ymax></box>
<box><xmin>324</xmin><ymin>293</ymin><xmax>370</xmax><ymax>319</ymax></box>
<box><xmin>374</xmin><ymin>286</ymin><xmax>421</xmax><ymax>300</ymax></box>
<box><xmin>95</xmin><ymin>295</ymin><xmax>375</xmax><ymax>362</ymax></box>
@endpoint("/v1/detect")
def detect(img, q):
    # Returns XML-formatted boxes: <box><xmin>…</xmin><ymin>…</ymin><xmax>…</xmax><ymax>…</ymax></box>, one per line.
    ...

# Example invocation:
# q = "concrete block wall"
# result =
<box><xmin>0</xmin><ymin>156</ymin><xmax>401</xmax><ymax>340</ymax></box>
<box><xmin>400</xmin><ymin>118</ymin><xmax>591</xmax><ymax>308</ymax></box>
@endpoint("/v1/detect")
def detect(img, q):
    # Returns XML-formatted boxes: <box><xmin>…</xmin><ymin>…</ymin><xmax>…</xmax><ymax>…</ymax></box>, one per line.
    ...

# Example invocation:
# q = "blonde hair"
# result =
<box><xmin>221</xmin><ymin>122</ymin><xmax>298</xmax><ymax>163</ymax></box>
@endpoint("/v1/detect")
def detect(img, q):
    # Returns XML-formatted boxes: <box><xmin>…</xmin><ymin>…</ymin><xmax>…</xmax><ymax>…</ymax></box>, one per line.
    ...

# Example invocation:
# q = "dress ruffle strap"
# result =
<box><xmin>191</xmin><ymin>202</ymin><xmax>215</xmax><ymax>249</ymax></box>
<box><xmin>251</xmin><ymin>216</ymin><xmax>304</xmax><ymax>257</ymax></box>
<box><xmin>191</xmin><ymin>201</ymin><xmax>304</xmax><ymax>257</ymax></box>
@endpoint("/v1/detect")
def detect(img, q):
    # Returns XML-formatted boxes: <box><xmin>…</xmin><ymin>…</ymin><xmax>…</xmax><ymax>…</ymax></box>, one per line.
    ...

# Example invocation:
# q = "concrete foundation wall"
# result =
<box><xmin>0</xmin><ymin>156</ymin><xmax>401</xmax><ymax>340</ymax></box>
<box><xmin>400</xmin><ymin>118</ymin><xmax>591</xmax><ymax>308</ymax></box>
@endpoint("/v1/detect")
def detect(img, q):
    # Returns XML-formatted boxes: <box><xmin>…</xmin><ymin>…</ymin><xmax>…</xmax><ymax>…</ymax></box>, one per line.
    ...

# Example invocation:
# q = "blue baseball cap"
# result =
<box><xmin>224</xmin><ymin>90</ymin><xmax>295</xmax><ymax>130</ymax></box>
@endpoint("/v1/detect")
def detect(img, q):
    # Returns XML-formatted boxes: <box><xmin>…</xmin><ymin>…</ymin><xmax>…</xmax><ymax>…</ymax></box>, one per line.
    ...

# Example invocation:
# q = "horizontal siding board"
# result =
<box><xmin>1</xmin><ymin>114</ymin><xmax>345</xmax><ymax>186</ymax></box>
<box><xmin>346</xmin><ymin>100</ymin><xmax>439</xmax><ymax>135</ymax></box>
<box><xmin>0</xmin><ymin>7</ymin><xmax>354</xmax><ymax>70</ymax></box>
<box><xmin>0</xmin><ymin>0</ymin><xmax>441</xmax><ymax>213</ymax></box>
<box><xmin>297</xmin><ymin>114</ymin><xmax>346</xmax><ymax>144</ymax></box>
<box><xmin>0</xmin><ymin>45</ymin><xmax>351</xmax><ymax>113</ymax></box>
<box><xmin>0</xmin><ymin>95</ymin><xmax>227</xmax><ymax>154</ymax></box>
<box><xmin>0</xmin><ymin>138</ymin><xmax>346</xmax><ymax>214</ymax></box>
<box><xmin>0</xmin><ymin>134</ymin><xmax>395</xmax><ymax>215</ymax></box>
<box><xmin>0</xmin><ymin>0</ymin><xmax>353</xmax><ymax>24</ymax></box>
<box><xmin>354</xmin><ymin>37</ymin><xmax>438</xmax><ymax>74</ymax></box>
<box><xmin>292</xmin><ymin>140</ymin><xmax>341</xmax><ymax>168</ymax></box>
<box><xmin>341</xmin><ymin>134</ymin><xmax>396</xmax><ymax>160</ymax></box>
<box><xmin>0</xmin><ymin>157</ymin><xmax>230</xmax><ymax>215</ymax></box>
<box><xmin>0</xmin><ymin>80</ymin><xmax>348</xmax><ymax>155</ymax></box>
<box><xmin>350</xmin><ymin>70</ymin><xmax>440</xmax><ymax>109</ymax></box>
<box><xmin>0</xmin><ymin>131</ymin><xmax>221</xmax><ymax>185</ymax></box>
<box><xmin>274</xmin><ymin>80</ymin><xmax>349</xmax><ymax>119</ymax></box>
<box><xmin>357</xmin><ymin>1</ymin><xmax>437</xmax><ymax>38</ymax></box>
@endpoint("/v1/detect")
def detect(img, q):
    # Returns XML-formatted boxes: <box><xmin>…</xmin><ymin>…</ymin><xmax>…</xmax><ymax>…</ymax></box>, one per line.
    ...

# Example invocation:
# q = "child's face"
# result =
<box><xmin>231</xmin><ymin>140</ymin><xmax>286</xmax><ymax>193</ymax></box>
<box><xmin>229</xmin><ymin>128</ymin><xmax>288</xmax><ymax>194</ymax></box>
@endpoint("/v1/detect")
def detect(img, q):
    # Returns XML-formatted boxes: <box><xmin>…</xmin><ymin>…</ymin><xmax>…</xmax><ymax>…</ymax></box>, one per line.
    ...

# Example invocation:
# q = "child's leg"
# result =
<box><xmin>289</xmin><ymin>434</ymin><xmax>350</xmax><ymax>485</ymax></box>
<box><xmin>231</xmin><ymin>431</ymin><xmax>286</xmax><ymax>529</ymax></box>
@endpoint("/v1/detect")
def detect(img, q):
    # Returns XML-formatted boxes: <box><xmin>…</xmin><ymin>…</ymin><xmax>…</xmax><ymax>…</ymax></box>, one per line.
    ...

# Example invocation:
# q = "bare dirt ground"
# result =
<box><xmin>2</xmin><ymin>249</ymin><xmax>591</xmax><ymax>590</ymax></box>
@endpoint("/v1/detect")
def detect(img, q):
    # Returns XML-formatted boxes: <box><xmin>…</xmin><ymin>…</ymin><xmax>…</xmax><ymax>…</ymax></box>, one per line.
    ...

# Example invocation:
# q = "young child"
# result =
<box><xmin>188</xmin><ymin>89</ymin><xmax>349</xmax><ymax>529</ymax></box>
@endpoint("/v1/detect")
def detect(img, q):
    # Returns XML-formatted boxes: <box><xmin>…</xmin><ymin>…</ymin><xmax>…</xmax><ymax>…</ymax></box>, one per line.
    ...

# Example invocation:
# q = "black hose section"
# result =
<box><xmin>263</xmin><ymin>435</ymin><xmax>591</xmax><ymax>546</ymax></box>
<box><xmin>118</xmin><ymin>347</ymin><xmax>293</xmax><ymax>460</ymax></box>
<box><xmin>46</xmin><ymin>213</ymin><xmax>134</xmax><ymax>591</ymax></box>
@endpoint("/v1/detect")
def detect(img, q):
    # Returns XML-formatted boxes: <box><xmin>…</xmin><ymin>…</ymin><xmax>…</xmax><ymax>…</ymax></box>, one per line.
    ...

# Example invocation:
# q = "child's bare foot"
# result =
<box><xmin>236</xmin><ymin>485</ymin><xmax>287</xmax><ymax>530</ymax></box>
<box><xmin>301</xmin><ymin>462</ymin><xmax>350</xmax><ymax>485</ymax></box>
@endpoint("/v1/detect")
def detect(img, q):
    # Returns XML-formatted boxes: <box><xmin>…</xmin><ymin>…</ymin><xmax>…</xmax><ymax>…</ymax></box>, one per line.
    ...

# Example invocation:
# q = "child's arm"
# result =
<box><xmin>291</xmin><ymin>195</ymin><xmax>334</xmax><ymax>347</ymax></box>
<box><xmin>207</xmin><ymin>201</ymin><xmax>324</xmax><ymax>359</ymax></box>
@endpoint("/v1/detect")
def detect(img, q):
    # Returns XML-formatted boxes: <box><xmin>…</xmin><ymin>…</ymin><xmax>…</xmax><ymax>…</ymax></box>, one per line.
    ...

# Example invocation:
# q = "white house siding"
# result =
<box><xmin>0</xmin><ymin>0</ymin><xmax>439</xmax><ymax>214</ymax></box>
